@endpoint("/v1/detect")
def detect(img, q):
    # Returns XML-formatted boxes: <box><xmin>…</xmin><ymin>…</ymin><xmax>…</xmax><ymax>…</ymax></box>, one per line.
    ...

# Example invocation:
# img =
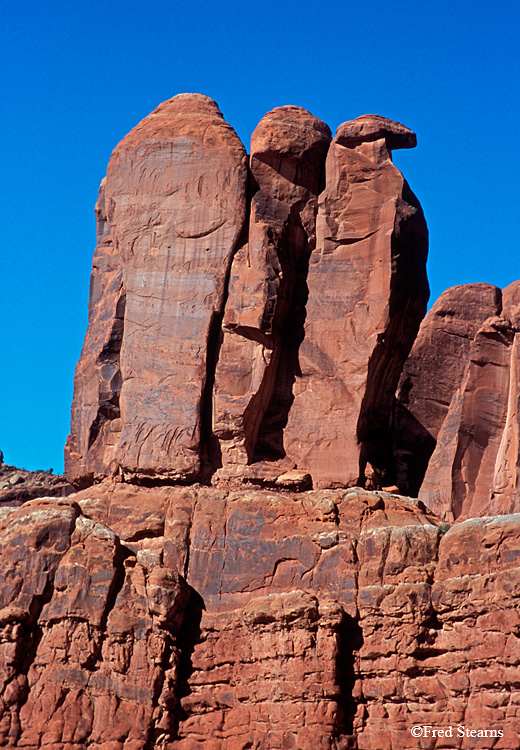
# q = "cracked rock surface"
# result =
<box><xmin>11</xmin><ymin>95</ymin><xmax>520</xmax><ymax>747</ymax></box>
<box><xmin>65</xmin><ymin>96</ymin><xmax>429</xmax><ymax>493</ymax></box>
<box><xmin>0</xmin><ymin>487</ymin><xmax>519</xmax><ymax>748</ymax></box>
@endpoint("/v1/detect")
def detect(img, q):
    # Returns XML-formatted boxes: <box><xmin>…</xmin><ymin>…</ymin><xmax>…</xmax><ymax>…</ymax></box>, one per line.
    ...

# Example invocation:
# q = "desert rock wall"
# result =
<box><xmin>7</xmin><ymin>94</ymin><xmax>520</xmax><ymax>749</ymax></box>
<box><xmin>0</xmin><ymin>488</ymin><xmax>518</xmax><ymax>748</ymax></box>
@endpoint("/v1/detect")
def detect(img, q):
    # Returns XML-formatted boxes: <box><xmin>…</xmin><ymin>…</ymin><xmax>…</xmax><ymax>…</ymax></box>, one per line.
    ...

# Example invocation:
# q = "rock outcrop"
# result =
<box><xmin>283</xmin><ymin>116</ymin><xmax>428</xmax><ymax>488</ymax></box>
<box><xmin>0</xmin><ymin>487</ymin><xmax>518</xmax><ymax>748</ymax></box>
<box><xmin>65</xmin><ymin>94</ymin><xmax>248</xmax><ymax>485</ymax></box>
<box><xmin>395</xmin><ymin>280</ymin><xmax>520</xmax><ymax>520</ymax></box>
<box><xmin>213</xmin><ymin>106</ymin><xmax>331</xmax><ymax>473</ymax></box>
<box><xmin>0</xmin><ymin>456</ymin><xmax>73</xmax><ymax>505</ymax></box>
<box><xmin>393</xmin><ymin>283</ymin><xmax>502</xmax><ymax>496</ymax></box>
<box><xmin>7</xmin><ymin>94</ymin><xmax>520</xmax><ymax>748</ymax></box>
<box><xmin>66</xmin><ymin>100</ymin><xmax>428</xmax><ymax>491</ymax></box>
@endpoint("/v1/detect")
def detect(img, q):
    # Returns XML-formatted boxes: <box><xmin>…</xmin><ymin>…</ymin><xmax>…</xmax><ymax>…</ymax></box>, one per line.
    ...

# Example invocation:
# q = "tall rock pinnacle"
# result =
<box><xmin>66</xmin><ymin>98</ymin><xmax>428</xmax><ymax>490</ymax></box>
<box><xmin>284</xmin><ymin>115</ymin><xmax>429</xmax><ymax>487</ymax></box>
<box><xmin>66</xmin><ymin>94</ymin><xmax>248</xmax><ymax>484</ymax></box>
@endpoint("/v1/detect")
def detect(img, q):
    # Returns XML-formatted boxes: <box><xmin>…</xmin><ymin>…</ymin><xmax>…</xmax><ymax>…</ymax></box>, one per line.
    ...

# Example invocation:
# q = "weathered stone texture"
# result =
<box><xmin>65</xmin><ymin>179</ymin><xmax>125</xmax><ymax>485</ymax></box>
<box><xmin>67</xmin><ymin>101</ymin><xmax>429</xmax><ymax>492</ymax></box>
<box><xmin>48</xmin><ymin>94</ymin><xmax>520</xmax><ymax>748</ymax></box>
<box><xmin>0</xmin><ymin>496</ymin><xmax>189</xmax><ymax>749</ymax></box>
<box><xmin>393</xmin><ymin>283</ymin><xmax>502</xmax><ymax>496</ymax></box>
<box><xmin>66</xmin><ymin>94</ymin><xmax>248</xmax><ymax>484</ymax></box>
<box><xmin>213</xmin><ymin>106</ymin><xmax>331</xmax><ymax>472</ymax></box>
<box><xmin>419</xmin><ymin>282</ymin><xmax>520</xmax><ymax>520</ymax></box>
<box><xmin>0</xmin><ymin>459</ymin><xmax>73</xmax><ymax>505</ymax></box>
<box><xmin>283</xmin><ymin>116</ymin><xmax>429</xmax><ymax>488</ymax></box>
<box><xmin>1</xmin><ymin>487</ymin><xmax>519</xmax><ymax>748</ymax></box>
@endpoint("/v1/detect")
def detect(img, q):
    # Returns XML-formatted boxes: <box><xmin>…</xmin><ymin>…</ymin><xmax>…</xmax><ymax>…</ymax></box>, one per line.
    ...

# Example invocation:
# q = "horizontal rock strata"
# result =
<box><xmin>0</xmin><ymin>487</ymin><xmax>518</xmax><ymax>748</ymax></box>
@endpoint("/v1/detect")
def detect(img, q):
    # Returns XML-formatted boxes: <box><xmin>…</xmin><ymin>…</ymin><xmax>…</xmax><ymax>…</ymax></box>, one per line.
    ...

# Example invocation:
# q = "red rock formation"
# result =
<box><xmin>1</xmin><ymin>486</ymin><xmax>518</xmax><ymax>748</ymax></box>
<box><xmin>38</xmin><ymin>94</ymin><xmax>520</xmax><ymax>749</ymax></box>
<box><xmin>284</xmin><ymin>115</ymin><xmax>429</xmax><ymax>488</ymax></box>
<box><xmin>393</xmin><ymin>283</ymin><xmax>502</xmax><ymax>496</ymax></box>
<box><xmin>66</xmin><ymin>102</ymin><xmax>428</xmax><ymax>491</ymax></box>
<box><xmin>213</xmin><ymin>106</ymin><xmax>331</xmax><ymax>473</ymax></box>
<box><xmin>65</xmin><ymin>179</ymin><xmax>125</xmax><ymax>486</ymax></box>
<box><xmin>0</xmin><ymin>459</ymin><xmax>73</xmax><ymax>505</ymax></box>
<box><xmin>66</xmin><ymin>94</ymin><xmax>248</xmax><ymax>485</ymax></box>
<box><xmin>419</xmin><ymin>282</ymin><xmax>520</xmax><ymax>520</ymax></box>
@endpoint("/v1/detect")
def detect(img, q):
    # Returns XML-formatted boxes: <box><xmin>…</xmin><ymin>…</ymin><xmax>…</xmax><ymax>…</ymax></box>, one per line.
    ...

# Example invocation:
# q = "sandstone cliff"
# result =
<box><xmin>3</xmin><ymin>95</ymin><xmax>520</xmax><ymax>749</ymax></box>
<box><xmin>0</xmin><ymin>488</ymin><xmax>518</xmax><ymax>749</ymax></box>
<box><xmin>65</xmin><ymin>96</ymin><xmax>429</xmax><ymax>493</ymax></box>
<box><xmin>396</xmin><ymin>281</ymin><xmax>520</xmax><ymax>520</ymax></box>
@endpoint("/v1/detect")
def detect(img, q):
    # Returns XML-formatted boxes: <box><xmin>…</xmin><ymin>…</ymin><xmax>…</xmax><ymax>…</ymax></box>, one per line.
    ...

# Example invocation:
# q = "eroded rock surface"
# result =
<box><xmin>0</xmin><ymin>486</ymin><xmax>518</xmax><ymax>748</ymax></box>
<box><xmin>66</xmin><ymin>100</ymin><xmax>429</xmax><ymax>491</ymax></box>
<box><xmin>419</xmin><ymin>281</ymin><xmax>520</xmax><ymax>520</ymax></box>
<box><xmin>213</xmin><ymin>106</ymin><xmax>331</xmax><ymax>472</ymax></box>
<box><xmin>66</xmin><ymin>94</ymin><xmax>248</xmax><ymax>485</ymax></box>
<box><xmin>283</xmin><ymin>116</ymin><xmax>429</xmax><ymax>488</ymax></box>
<box><xmin>393</xmin><ymin>283</ymin><xmax>502</xmax><ymax>496</ymax></box>
<box><xmin>43</xmin><ymin>94</ymin><xmax>520</xmax><ymax>747</ymax></box>
<box><xmin>65</xmin><ymin>179</ymin><xmax>125</xmax><ymax>485</ymax></box>
<box><xmin>0</xmin><ymin>458</ymin><xmax>73</xmax><ymax>505</ymax></box>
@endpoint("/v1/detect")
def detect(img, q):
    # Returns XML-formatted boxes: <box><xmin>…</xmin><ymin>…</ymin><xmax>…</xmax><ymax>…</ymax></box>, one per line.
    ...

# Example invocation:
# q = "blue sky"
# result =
<box><xmin>1</xmin><ymin>0</ymin><xmax>519</xmax><ymax>472</ymax></box>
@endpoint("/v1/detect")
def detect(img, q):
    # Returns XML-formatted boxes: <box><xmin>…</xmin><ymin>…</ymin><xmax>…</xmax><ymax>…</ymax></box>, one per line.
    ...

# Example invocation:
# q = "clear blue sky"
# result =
<box><xmin>1</xmin><ymin>0</ymin><xmax>519</xmax><ymax>472</ymax></box>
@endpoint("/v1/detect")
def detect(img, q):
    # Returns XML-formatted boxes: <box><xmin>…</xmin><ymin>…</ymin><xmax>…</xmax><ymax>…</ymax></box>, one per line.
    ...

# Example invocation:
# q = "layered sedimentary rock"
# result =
<box><xmin>283</xmin><ymin>116</ymin><xmax>429</xmax><ymax>487</ymax></box>
<box><xmin>66</xmin><ymin>94</ymin><xmax>248</xmax><ymax>484</ymax></box>
<box><xmin>1</xmin><ymin>486</ymin><xmax>519</xmax><ymax>749</ymax></box>
<box><xmin>393</xmin><ymin>283</ymin><xmax>502</xmax><ymax>496</ymax></box>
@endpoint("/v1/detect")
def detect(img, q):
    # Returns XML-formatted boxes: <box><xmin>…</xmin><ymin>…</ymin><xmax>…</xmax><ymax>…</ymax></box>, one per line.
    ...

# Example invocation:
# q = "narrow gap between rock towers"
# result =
<box><xmin>198</xmin><ymin>168</ymin><xmax>254</xmax><ymax>482</ymax></box>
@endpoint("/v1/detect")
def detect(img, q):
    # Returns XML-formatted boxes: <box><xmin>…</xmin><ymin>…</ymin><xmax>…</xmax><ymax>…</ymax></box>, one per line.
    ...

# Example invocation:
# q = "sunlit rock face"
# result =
<box><xmin>66</xmin><ymin>101</ymin><xmax>429</xmax><ymax>492</ymax></box>
<box><xmin>393</xmin><ymin>283</ymin><xmax>502</xmax><ymax>497</ymax></box>
<box><xmin>396</xmin><ymin>280</ymin><xmax>520</xmax><ymax>520</ymax></box>
<box><xmin>283</xmin><ymin>116</ymin><xmax>429</xmax><ymax>488</ymax></box>
<box><xmin>66</xmin><ymin>94</ymin><xmax>520</xmax><ymax>519</ymax></box>
<box><xmin>1</xmin><ymin>489</ymin><xmax>519</xmax><ymax>748</ymax></box>
<box><xmin>8</xmin><ymin>93</ymin><xmax>520</xmax><ymax>750</ymax></box>
<box><xmin>66</xmin><ymin>94</ymin><xmax>248</xmax><ymax>485</ymax></box>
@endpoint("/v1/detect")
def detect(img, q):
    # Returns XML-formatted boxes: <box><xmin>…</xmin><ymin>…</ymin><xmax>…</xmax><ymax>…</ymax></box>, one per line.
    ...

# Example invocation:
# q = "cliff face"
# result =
<box><xmin>65</xmin><ymin>95</ymin><xmax>429</xmax><ymax>492</ymax></box>
<box><xmin>3</xmin><ymin>95</ymin><xmax>520</xmax><ymax>748</ymax></box>
<box><xmin>0</xmin><ymin>489</ymin><xmax>519</xmax><ymax>749</ymax></box>
<box><xmin>396</xmin><ymin>281</ymin><xmax>520</xmax><ymax>520</ymax></box>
